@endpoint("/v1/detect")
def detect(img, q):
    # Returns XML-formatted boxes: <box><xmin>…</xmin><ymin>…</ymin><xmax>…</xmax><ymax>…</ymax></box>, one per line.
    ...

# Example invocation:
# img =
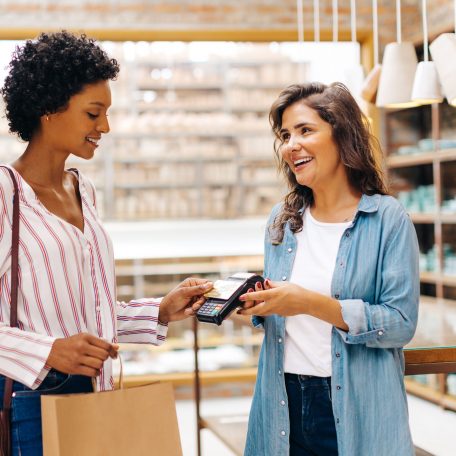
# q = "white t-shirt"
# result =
<box><xmin>283</xmin><ymin>208</ymin><xmax>351</xmax><ymax>377</ymax></box>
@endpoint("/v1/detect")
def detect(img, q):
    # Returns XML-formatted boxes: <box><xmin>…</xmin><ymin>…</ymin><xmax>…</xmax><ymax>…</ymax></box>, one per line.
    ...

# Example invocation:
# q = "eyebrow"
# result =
<box><xmin>89</xmin><ymin>102</ymin><xmax>107</xmax><ymax>107</ymax></box>
<box><xmin>279</xmin><ymin>122</ymin><xmax>317</xmax><ymax>135</ymax></box>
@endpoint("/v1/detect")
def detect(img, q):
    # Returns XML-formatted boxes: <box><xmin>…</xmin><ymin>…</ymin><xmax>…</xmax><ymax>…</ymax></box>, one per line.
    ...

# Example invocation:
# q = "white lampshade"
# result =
<box><xmin>430</xmin><ymin>33</ymin><xmax>456</xmax><ymax>106</ymax></box>
<box><xmin>411</xmin><ymin>61</ymin><xmax>443</xmax><ymax>104</ymax></box>
<box><xmin>376</xmin><ymin>42</ymin><xmax>420</xmax><ymax>108</ymax></box>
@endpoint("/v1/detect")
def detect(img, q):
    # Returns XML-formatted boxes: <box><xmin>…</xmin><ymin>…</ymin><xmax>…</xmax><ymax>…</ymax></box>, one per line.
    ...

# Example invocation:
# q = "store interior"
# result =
<box><xmin>1</xmin><ymin>1</ymin><xmax>456</xmax><ymax>455</ymax></box>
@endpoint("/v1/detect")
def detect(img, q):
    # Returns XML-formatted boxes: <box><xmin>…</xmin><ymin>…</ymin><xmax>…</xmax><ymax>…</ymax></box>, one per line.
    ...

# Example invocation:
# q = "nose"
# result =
<box><xmin>96</xmin><ymin>114</ymin><xmax>110</xmax><ymax>134</ymax></box>
<box><xmin>283</xmin><ymin>135</ymin><xmax>301</xmax><ymax>154</ymax></box>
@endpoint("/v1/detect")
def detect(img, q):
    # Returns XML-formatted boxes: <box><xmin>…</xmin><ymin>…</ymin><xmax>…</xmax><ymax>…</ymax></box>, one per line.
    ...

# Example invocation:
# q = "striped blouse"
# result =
<box><xmin>0</xmin><ymin>165</ymin><xmax>168</xmax><ymax>391</ymax></box>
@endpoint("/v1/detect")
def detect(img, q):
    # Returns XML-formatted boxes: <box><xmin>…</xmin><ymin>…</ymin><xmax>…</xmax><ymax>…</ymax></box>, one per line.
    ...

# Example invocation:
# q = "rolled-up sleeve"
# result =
<box><xmin>336</xmin><ymin>211</ymin><xmax>419</xmax><ymax>348</ymax></box>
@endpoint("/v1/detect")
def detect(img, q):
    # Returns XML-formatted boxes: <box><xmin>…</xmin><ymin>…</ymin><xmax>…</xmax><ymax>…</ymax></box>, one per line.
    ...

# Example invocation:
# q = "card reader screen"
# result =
<box><xmin>204</xmin><ymin>279</ymin><xmax>243</xmax><ymax>300</ymax></box>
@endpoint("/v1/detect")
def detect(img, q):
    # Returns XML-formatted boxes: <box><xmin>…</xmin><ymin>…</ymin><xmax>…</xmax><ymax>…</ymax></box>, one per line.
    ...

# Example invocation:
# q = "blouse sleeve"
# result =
<box><xmin>116</xmin><ymin>298</ymin><xmax>168</xmax><ymax>345</ymax></box>
<box><xmin>336</xmin><ymin>206</ymin><xmax>420</xmax><ymax>349</ymax></box>
<box><xmin>0</xmin><ymin>168</ymin><xmax>56</xmax><ymax>389</ymax></box>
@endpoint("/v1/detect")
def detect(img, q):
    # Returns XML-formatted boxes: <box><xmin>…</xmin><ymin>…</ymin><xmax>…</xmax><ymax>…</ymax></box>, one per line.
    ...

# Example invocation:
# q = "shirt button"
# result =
<box><xmin>336</xmin><ymin>418</ymin><xmax>340</xmax><ymax>424</ymax></box>
<box><xmin>281</xmin><ymin>276</ymin><xmax>287</xmax><ymax>281</ymax></box>
<box><xmin>345</xmin><ymin>232</ymin><xmax>350</xmax><ymax>237</ymax></box>
<box><xmin>95</xmin><ymin>305</ymin><xmax>101</xmax><ymax>312</ymax></box>
<box><xmin>280</xmin><ymin>400</ymin><xmax>286</xmax><ymax>406</ymax></box>
<box><xmin>336</xmin><ymin>353</ymin><xmax>341</xmax><ymax>358</ymax></box>
<box><xmin>287</xmin><ymin>248</ymin><xmax>292</xmax><ymax>253</ymax></box>
<box><xmin>336</xmin><ymin>385</ymin><xmax>341</xmax><ymax>390</ymax></box>
<box><xmin>278</xmin><ymin>370</ymin><xmax>282</xmax><ymax>375</ymax></box>
<box><xmin>378</xmin><ymin>330</ymin><xmax>384</xmax><ymax>336</ymax></box>
<box><xmin>278</xmin><ymin>338</ymin><xmax>283</xmax><ymax>343</ymax></box>
<box><xmin>335</xmin><ymin>294</ymin><xmax>340</xmax><ymax>299</ymax></box>
<box><xmin>280</xmin><ymin>431</ymin><xmax>286</xmax><ymax>436</ymax></box>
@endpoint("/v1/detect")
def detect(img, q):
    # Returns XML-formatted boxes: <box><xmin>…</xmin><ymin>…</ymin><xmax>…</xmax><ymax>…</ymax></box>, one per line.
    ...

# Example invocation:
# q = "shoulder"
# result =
<box><xmin>376</xmin><ymin>194</ymin><xmax>410</xmax><ymax>223</ymax></box>
<box><xmin>0</xmin><ymin>166</ymin><xmax>16</xmax><ymax>203</ymax></box>
<box><xmin>370</xmin><ymin>195</ymin><xmax>416</xmax><ymax>244</ymax></box>
<box><xmin>69</xmin><ymin>168</ymin><xmax>97</xmax><ymax>207</ymax></box>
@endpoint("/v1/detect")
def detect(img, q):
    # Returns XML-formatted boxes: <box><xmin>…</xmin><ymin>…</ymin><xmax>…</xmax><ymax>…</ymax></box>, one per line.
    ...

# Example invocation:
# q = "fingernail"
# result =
<box><xmin>248</xmin><ymin>288</ymin><xmax>254</xmax><ymax>293</ymax></box>
<box><xmin>265</xmin><ymin>279</ymin><xmax>270</xmax><ymax>286</ymax></box>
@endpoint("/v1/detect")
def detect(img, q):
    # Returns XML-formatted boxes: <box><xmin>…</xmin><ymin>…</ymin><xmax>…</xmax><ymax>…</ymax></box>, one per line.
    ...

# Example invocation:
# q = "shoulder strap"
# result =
<box><xmin>0</xmin><ymin>166</ymin><xmax>19</xmax><ymax>327</ymax></box>
<box><xmin>0</xmin><ymin>166</ymin><xmax>20</xmax><ymax>456</ymax></box>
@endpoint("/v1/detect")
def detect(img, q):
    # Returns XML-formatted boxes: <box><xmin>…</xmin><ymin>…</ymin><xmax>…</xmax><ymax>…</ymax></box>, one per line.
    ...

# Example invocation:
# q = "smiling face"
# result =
<box><xmin>44</xmin><ymin>80</ymin><xmax>112</xmax><ymax>160</ymax></box>
<box><xmin>278</xmin><ymin>101</ymin><xmax>348</xmax><ymax>193</ymax></box>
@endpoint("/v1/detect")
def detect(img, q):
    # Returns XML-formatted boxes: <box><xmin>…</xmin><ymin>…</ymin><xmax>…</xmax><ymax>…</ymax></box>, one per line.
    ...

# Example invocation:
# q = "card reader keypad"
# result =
<box><xmin>198</xmin><ymin>302</ymin><xmax>224</xmax><ymax>316</ymax></box>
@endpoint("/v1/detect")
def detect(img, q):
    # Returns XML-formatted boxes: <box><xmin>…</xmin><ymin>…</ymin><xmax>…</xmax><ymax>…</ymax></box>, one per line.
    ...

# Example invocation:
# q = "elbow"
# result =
<box><xmin>367</xmin><ymin>317</ymin><xmax>417</xmax><ymax>349</ymax></box>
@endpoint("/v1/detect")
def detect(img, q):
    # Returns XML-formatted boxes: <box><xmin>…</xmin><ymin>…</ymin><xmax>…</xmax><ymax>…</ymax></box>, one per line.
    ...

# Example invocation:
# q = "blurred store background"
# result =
<box><xmin>1</xmin><ymin>1</ymin><xmax>456</xmax><ymax>455</ymax></box>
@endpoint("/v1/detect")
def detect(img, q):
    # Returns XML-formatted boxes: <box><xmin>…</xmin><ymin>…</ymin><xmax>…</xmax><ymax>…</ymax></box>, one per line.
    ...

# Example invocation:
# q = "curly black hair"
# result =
<box><xmin>1</xmin><ymin>31</ymin><xmax>120</xmax><ymax>141</ymax></box>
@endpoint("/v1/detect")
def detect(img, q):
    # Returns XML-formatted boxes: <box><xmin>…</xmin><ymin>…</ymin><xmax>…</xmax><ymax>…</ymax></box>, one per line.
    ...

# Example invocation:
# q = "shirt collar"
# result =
<box><xmin>297</xmin><ymin>193</ymin><xmax>381</xmax><ymax>215</ymax></box>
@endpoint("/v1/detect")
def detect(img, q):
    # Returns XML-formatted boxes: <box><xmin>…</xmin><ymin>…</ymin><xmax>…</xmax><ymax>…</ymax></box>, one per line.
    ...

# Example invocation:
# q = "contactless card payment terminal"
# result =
<box><xmin>196</xmin><ymin>272</ymin><xmax>264</xmax><ymax>325</ymax></box>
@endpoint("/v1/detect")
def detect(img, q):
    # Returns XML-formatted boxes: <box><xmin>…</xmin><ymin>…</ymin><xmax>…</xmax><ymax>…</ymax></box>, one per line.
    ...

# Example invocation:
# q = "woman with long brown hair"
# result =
<box><xmin>238</xmin><ymin>82</ymin><xmax>419</xmax><ymax>455</ymax></box>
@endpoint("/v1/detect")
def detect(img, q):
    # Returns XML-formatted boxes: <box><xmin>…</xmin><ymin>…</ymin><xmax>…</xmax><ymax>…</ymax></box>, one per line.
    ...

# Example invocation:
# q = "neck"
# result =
<box><xmin>13</xmin><ymin>138</ymin><xmax>69</xmax><ymax>189</ymax></box>
<box><xmin>311</xmin><ymin>183</ymin><xmax>361</xmax><ymax>223</ymax></box>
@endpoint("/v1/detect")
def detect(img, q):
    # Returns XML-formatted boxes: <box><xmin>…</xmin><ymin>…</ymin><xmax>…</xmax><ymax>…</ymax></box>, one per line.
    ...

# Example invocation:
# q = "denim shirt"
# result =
<box><xmin>244</xmin><ymin>194</ymin><xmax>420</xmax><ymax>456</ymax></box>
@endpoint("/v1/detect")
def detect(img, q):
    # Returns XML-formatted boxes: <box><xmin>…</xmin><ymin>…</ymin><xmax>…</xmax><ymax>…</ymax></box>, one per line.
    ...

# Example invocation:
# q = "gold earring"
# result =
<box><xmin>46</xmin><ymin>115</ymin><xmax>49</xmax><ymax>121</ymax></box>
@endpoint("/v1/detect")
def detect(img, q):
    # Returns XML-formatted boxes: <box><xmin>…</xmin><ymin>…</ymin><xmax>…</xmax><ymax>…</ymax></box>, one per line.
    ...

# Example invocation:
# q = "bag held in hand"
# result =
<box><xmin>41</xmin><ymin>381</ymin><xmax>182</xmax><ymax>456</ymax></box>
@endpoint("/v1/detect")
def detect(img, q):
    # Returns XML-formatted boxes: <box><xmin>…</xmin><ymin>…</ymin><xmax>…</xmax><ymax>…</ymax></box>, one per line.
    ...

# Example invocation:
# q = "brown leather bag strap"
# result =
<box><xmin>1</xmin><ymin>166</ymin><xmax>20</xmax><ymax>456</ymax></box>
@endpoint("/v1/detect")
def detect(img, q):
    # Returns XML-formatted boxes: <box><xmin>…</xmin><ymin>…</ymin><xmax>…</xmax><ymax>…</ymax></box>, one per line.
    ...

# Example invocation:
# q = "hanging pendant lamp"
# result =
<box><xmin>429</xmin><ymin>0</ymin><xmax>456</xmax><ymax>106</ymax></box>
<box><xmin>376</xmin><ymin>0</ymin><xmax>419</xmax><ymax>108</ymax></box>
<box><xmin>361</xmin><ymin>0</ymin><xmax>381</xmax><ymax>103</ymax></box>
<box><xmin>411</xmin><ymin>0</ymin><xmax>443</xmax><ymax>104</ymax></box>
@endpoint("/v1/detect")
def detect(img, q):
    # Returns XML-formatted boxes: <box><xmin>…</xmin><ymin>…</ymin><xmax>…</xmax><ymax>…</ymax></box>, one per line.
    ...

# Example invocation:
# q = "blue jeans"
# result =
<box><xmin>285</xmin><ymin>373</ymin><xmax>338</xmax><ymax>456</ymax></box>
<box><xmin>0</xmin><ymin>371</ymin><xmax>93</xmax><ymax>456</ymax></box>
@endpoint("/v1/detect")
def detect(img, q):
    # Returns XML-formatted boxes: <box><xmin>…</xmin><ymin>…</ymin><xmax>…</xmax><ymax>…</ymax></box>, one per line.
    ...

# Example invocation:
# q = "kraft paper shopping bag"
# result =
<box><xmin>41</xmin><ymin>381</ymin><xmax>183</xmax><ymax>456</ymax></box>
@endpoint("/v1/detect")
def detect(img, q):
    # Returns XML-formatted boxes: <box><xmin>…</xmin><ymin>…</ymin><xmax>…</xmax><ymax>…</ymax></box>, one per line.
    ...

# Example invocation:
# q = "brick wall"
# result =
<box><xmin>0</xmin><ymin>1</ymin><xmax>416</xmax><ymax>45</ymax></box>
<box><xmin>0</xmin><ymin>1</ymin><xmax>452</xmax><ymax>58</ymax></box>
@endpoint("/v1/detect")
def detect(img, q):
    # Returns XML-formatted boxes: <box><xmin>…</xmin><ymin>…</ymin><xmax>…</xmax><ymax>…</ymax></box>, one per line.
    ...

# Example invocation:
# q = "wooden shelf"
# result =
<box><xmin>409</xmin><ymin>213</ymin><xmax>436</xmax><ymax>224</ymax></box>
<box><xmin>121</xmin><ymin>367</ymin><xmax>257</xmax><ymax>389</ymax></box>
<box><xmin>386</xmin><ymin>148</ymin><xmax>456</xmax><ymax>168</ymax></box>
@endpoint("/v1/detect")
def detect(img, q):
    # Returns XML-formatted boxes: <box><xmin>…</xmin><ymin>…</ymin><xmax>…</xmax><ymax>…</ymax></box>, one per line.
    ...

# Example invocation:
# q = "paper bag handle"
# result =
<box><xmin>91</xmin><ymin>352</ymin><xmax>124</xmax><ymax>392</ymax></box>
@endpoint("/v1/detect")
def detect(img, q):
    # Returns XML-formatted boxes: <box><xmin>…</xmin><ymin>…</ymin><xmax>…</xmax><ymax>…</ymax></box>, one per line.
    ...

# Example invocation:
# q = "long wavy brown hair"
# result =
<box><xmin>269</xmin><ymin>82</ymin><xmax>388</xmax><ymax>243</ymax></box>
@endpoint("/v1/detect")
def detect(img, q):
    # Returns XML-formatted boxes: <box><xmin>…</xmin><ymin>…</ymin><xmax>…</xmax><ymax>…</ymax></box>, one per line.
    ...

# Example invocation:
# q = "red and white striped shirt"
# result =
<box><xmin>0</xmin><ymin>165</ymin><xmax>168</xmax><ymax>391</ymax></box>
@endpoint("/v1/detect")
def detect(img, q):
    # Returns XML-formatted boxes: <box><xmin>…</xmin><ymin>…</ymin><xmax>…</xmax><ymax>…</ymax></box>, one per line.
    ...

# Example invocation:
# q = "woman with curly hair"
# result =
<box><xmin>236</xmin><ymin>82</ymin><xmax>420</xmax><ymax>455</ymax></box>
<box><xmin>0</xmin><ymin>31</ymin><xmax>212</xmax><ymax>455</ymax></box>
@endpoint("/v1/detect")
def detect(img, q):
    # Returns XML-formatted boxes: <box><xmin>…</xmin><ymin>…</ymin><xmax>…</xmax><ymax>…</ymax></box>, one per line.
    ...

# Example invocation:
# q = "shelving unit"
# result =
<box><xmin>1</xmin><ymin>42</ymin><xmax>304</xmax><ymax>221</ymax></box>
<box><xmin>383</xmin><ymin>101</ymin><xmax>456</xmax><ymax>410</ymax></box>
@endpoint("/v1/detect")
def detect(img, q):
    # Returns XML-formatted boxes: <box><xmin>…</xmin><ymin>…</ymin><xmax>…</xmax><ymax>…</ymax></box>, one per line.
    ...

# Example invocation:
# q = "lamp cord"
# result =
<box><xmin>373</xmin><ymin>0</ymin><xmax>379</xmax><ymax>65</ymax></box>
<box><xmin>422</xmin><ymin>0</ymin><xmax>429</xmax><ymax>61</ymax></box>
<box><xmin>350</xmin><ymin>0</ymin><xmax>356</xmax><ymax>43</ymax></box>
<box><xmin>313</xmin><ymin>0</ymin><xmax>320</xmax><ymax>42</ymax></box>
<box><xmin>297</xmin><ymin>0</ymin><xmax>304</xmax><ymax>43</ymax></box>
<box><xmin>396</xmin><ymin>0</ymin><xmax>402</xmax><ymax>43</ymax></box>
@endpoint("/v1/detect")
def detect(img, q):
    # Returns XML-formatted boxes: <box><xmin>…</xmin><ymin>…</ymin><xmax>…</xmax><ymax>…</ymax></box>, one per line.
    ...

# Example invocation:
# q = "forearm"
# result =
<box><xmin>0</xmin><ymin>324</ymin><xmax>55</xmax><ymax>388</ymax></box>
<box><xmin>306</xmin><ymin>291</ymin><xmax>349</xmax><ymax>331</ymax></box>
<box><xmin>116</xmin><ymin>298</ymin><xmax>168</xmax><ymax>345</ymax></box>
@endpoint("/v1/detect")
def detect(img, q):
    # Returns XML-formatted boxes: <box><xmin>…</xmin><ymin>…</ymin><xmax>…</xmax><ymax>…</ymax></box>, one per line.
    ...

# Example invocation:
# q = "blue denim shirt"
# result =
<box><xmin>244</xmin><ymin>194</ymin><xmax>420</xmax><ymax>456</ymax></box>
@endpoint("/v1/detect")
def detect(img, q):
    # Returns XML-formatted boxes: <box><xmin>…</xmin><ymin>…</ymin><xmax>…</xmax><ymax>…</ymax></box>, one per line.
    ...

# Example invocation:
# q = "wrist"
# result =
<box><xmin>158</xmin><ymin>307</ymin><xmax>169</xmax><ymax>325</ymax></box>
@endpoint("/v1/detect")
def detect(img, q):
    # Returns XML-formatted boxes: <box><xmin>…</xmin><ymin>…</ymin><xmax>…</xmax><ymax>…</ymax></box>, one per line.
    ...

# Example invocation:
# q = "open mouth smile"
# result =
<box><xmin>293</xmin><ymin>157</ymin><xmax>313</xmax><ymax>170</ymax></box>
